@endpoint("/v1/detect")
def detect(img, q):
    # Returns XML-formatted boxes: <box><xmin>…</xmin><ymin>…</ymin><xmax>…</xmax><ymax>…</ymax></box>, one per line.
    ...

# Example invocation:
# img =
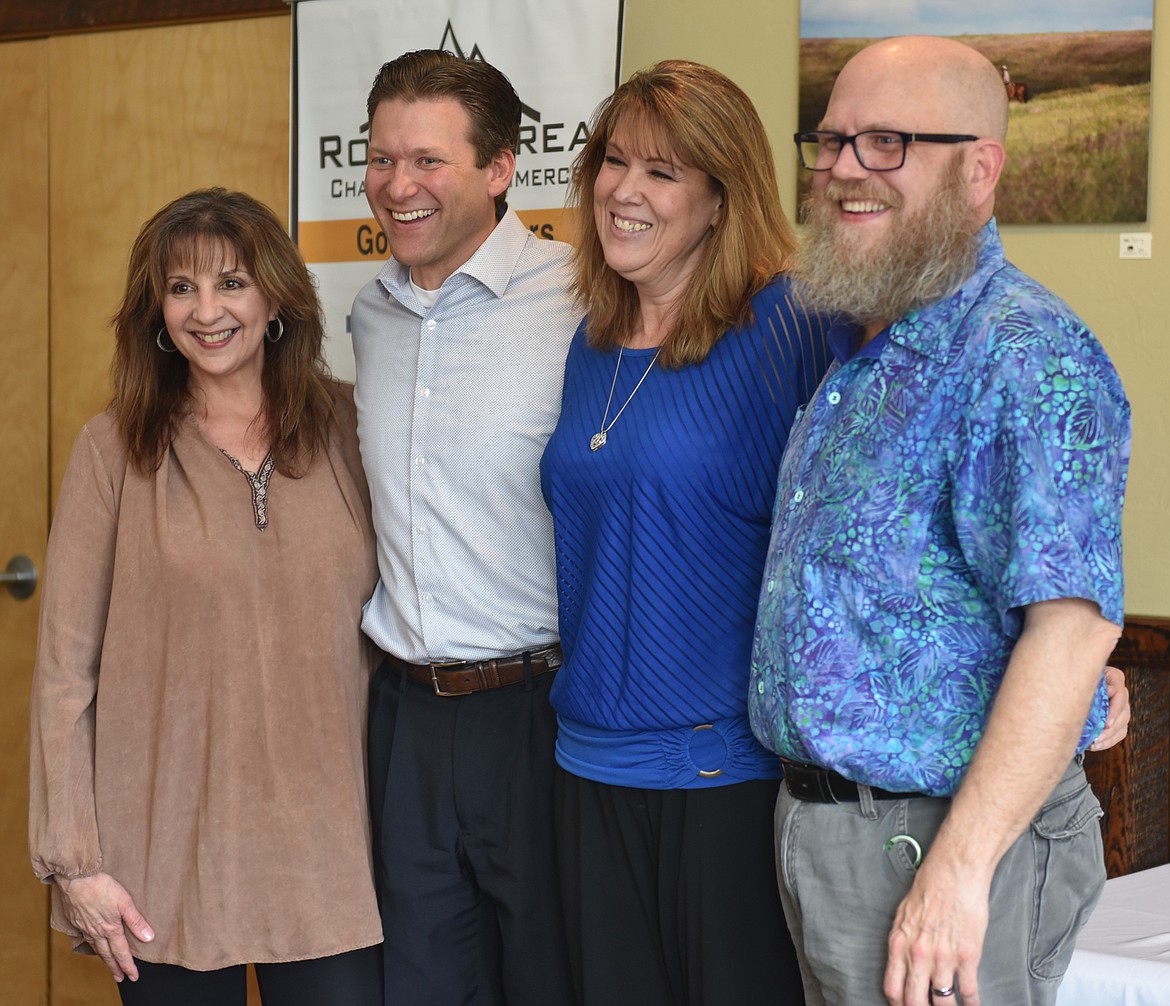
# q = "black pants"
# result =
<box><xmin>367</xmin><ymin>661</ymin><xmax>574</xmax><ymax>1006</ymax></box>
<box><xmin>117</xmin><ymin>944</ymin><xmax>382</xmax><ymax>1006</ymax></box>
<box><xmin>556</xmin><ymin>770</ymin><xmax>805</xmax><ymax>1006</ymax></box>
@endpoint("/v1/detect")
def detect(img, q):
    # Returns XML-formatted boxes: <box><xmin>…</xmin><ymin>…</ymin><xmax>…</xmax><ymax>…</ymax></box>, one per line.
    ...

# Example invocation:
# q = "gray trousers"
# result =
<box><xmin>774</xmin><ymin>759</ymin><xmax>1105</xmax><ymax>1006</ymax></box>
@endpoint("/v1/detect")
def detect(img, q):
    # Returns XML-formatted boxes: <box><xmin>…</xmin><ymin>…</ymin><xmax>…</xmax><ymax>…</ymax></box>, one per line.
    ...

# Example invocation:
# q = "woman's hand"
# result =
<box><xmin>1089</xmin><ymin>665</ymin><xmax>1130</xmax><ymax>751</ymax></box>
<box><xmin>55</xmin><ymin>872</ymin><xmax>154</xmax><ymax>982</ymax></box>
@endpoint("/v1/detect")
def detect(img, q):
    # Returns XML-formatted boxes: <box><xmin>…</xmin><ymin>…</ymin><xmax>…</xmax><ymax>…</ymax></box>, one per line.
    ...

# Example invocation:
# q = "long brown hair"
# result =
<box><xmin>110</xmin><ymin>187</ymin><xmax>334</xmax><ymax>475</ymax></box>
<box><xmin>569</xmin><ymin>60</ymin><xmax>796</xmax><ymax>368</ymax></box>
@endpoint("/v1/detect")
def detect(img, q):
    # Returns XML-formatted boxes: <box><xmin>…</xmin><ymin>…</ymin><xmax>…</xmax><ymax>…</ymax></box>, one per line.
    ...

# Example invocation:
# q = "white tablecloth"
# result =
<box><xmin>1057</xmin><ymin>862</ymin><xmax>1170</xmax><ymax>1005</ymax></box>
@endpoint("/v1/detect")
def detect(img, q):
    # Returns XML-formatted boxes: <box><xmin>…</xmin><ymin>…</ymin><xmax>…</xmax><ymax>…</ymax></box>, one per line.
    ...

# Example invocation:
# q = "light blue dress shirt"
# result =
<box><xmin>351</xmin><ymin>209</ymin><xmax>583</xmax><ymax>662</ymax></box>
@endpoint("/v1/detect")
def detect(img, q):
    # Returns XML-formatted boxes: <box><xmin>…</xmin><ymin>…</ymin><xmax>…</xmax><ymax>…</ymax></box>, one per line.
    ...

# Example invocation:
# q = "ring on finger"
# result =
<box><xmin>930</xmin><ymin>986</ymin><xmax>955</xmax><ymax>998</ymax></box>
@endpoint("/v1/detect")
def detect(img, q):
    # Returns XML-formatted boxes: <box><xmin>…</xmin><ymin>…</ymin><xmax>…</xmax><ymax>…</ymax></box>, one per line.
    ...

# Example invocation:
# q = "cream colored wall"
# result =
<box><xmin>623</xmin><ymin>0</ymin><xmax>1169</xmax><ymax>617</ymax></box>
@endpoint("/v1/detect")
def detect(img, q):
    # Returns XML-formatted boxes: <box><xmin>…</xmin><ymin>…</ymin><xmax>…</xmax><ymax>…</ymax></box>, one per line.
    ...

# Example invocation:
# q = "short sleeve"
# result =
<box><xmin>951</xmin><ymin>312</ymin><xmax>1130</xmax><ymax>636</ymax></box>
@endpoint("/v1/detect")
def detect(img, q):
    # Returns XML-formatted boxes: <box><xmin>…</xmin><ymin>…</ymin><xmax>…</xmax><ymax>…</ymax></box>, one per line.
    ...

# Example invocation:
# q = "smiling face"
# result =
<box><xmin>365</xmin><ymin>97</ymin><xmax>515</xmax><ymax>290</ymax></box>
<box><xmin>795</xmin><ymin>148</ymin><xmax>980</xmax><ymax>329</ymax></box>
<box><xmin>809</xmin><ymin>36</ymin><xmax>1005</xmax><ymax>264</ymax></box>
<box><xmin>161</xmin><ymin>240</ymin><xmax>275</xmax><ymax>395</ymax></box>
<box><xmin>793</xmin><ymin>37</ymin><xmax>1009</xmax><ymax>333</ymax></box>
<box><xmin>812</xmin><ymin>92</ymin><xmax>963</xmax><ymax>262</ymax></box>
<box><xmin>592</xmin><ymin>117</ymin><xmax>723</xmax><ymax>306</ymax></box>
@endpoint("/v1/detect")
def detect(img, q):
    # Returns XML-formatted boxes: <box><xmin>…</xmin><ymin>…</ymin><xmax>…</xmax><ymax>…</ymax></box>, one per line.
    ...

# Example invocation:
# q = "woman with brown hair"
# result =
<box><xmin>539</xmin><ymin>61</ymin><xmax>830</xmax><ymax>1004</ymax></box>
<box><xmin>29</xmin><ymin>188</ymin><xmax>382</xmax><ymax>1005</ymax></box>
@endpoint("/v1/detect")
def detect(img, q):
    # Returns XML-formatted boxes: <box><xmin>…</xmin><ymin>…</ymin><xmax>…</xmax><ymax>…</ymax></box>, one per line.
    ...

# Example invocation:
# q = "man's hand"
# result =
<box><xmin>55</xmin><ymin>872</ymin><xmax>154</xmax><ymax>982</ymax></box>
<box><xmin>882</xmin><ymin>598</ymin><xmax>1120</xmax><ymax>1005</ymax></box>
<box><xmin>884</xmin><ymin>856</ymin><xmax>990</xmax><ymax>1005</ymax></box>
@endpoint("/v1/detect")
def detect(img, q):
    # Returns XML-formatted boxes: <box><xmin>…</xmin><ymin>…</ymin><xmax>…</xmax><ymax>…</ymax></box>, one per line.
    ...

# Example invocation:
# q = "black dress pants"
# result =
<box><xmin>117</xmin><ymin>945</ymin><xmax>382</xmax><ymax>1006</ymax></box>
<box><xmin>368</xmin><ymin>660</ymin><xmax>574</xmax><ymax>1006</ymax></box>
<box><xmin>556</xmin><ymin>770</ymin><xmax>804</xmax><ymax>1006</ymax></box>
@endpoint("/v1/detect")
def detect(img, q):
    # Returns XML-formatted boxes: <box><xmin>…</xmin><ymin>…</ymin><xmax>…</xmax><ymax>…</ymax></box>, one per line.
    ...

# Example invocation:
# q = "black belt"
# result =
<box><xmin>388</xmin><ymin>645</ymin><xmax>561</xmax><ymax>697</ymax></box>
<box><xmin>781</xmin><ymin>758</ymin><xmax>924</xmax><ymax>804</ymax></box>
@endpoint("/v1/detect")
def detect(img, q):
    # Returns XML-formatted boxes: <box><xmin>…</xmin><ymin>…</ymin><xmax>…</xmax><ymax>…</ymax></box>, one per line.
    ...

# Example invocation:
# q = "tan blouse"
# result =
<box><xmin>29</xmin><ymin>381</ymin><xmax>382</xmax><ymax>970</ymax></box>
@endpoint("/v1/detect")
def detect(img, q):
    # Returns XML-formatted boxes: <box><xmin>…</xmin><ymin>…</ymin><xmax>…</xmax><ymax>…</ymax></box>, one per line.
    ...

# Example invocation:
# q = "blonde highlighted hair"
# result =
<box><xmin>569</xmin><ymin>60</ymin><xmax>796</xmax><ymax>367</ymax></box>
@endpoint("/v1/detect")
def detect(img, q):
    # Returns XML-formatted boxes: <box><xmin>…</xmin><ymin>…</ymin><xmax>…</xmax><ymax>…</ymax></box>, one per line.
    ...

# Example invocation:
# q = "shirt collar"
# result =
<box><xmin>820</xmin><ymin>220</ymin><xmax>1005</xmax><ymax>366</ymax></box>
<box><xmin>885</xmin><ymin>218</ymin><xmax>1005</xmax><ymax>363</ymax></box>
<box><xmin>377</xmin><ymin>205</ymin><xmax>530</xmax><ymax>302</ymax></box>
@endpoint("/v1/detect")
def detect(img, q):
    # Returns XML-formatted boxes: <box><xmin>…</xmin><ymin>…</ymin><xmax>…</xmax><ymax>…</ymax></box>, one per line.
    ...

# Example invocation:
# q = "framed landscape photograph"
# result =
<box><xmin>797</xmin><ymin>1</ymin><xmax>1154</xmax><ymax>224</ymax></box>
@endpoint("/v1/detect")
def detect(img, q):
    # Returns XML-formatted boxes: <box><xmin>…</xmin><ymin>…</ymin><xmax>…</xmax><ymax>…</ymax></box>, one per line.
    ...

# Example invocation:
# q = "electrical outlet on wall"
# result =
<box><xmin>1119</xmin><ymin>233</ymin><xmax>1152</xmax><ymax>259</ymax></box>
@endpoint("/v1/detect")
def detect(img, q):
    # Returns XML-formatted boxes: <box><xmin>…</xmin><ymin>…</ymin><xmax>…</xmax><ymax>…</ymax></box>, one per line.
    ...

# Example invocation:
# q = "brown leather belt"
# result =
<box><xmin>780</xmin><ymin>758</ymin><xmax>924</xmax><ymax>804</ymax></box>
<box><xmin>388</xmin><ymin>645</ymin><xmax>562</xmax><ymax>697</ymax></box>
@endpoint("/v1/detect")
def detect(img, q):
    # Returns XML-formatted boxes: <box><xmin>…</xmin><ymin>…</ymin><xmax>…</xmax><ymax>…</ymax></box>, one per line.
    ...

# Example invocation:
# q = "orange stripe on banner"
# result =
<box><xmin>515</xmin><ymin>207</ymin><xmax>582</xmax><ymax>245</ymax></box>
<box><xmin>298</xmin><ymin>209</ymin><xmax>583</xmax><ymax>265</ymax></box>
<box><xmin>298</xmin><ymin>218</ymin><xmax>387</xmax><ymax>264</ymax></box>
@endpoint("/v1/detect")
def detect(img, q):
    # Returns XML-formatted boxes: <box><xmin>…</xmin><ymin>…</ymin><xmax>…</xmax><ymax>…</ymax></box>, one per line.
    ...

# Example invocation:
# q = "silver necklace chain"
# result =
<box><xmin>590</xmin><ymin>346</ymin><xmax>662</xmax><ymax>452</ymax></box>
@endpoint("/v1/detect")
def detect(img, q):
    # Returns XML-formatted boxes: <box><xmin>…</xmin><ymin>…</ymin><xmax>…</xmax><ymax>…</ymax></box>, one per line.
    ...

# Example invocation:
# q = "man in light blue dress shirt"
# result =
<box><xmin>350</xmin><ymin>51</ymin><xmax>582</xmax><ymax>1006</ymax></box>
<box><xmin>749</xmin><ymin>36</ymin><xmax>1130</xmax><ymax>1006</ymax></box>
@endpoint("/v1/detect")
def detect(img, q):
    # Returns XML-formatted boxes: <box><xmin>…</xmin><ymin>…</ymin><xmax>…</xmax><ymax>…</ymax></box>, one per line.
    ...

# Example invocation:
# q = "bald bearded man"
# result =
<box><xmin>749</xmin><ymin>36</ymin><xmax>1130</xmax><ymax>1006</ymax></box>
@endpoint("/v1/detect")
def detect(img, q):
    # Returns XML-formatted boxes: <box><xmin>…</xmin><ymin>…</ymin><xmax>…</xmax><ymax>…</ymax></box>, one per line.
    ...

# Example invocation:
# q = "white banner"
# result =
<box><xmin>293</xmin><ymin>0</ymin><xmax>625</xmax><ymax>379</ymax></box>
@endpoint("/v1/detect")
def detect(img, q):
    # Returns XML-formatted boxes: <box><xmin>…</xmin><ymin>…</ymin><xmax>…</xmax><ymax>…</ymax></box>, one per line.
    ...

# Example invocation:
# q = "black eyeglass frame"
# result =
<box><xmin>794</xmin><ymin>130</ymin><xmax>980</xmax><ymax>172</ymax></box>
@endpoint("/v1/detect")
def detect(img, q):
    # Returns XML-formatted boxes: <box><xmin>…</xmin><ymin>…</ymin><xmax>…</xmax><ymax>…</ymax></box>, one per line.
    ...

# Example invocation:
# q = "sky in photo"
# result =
<box><xmin>800</xmin><ymin>0</ymin><xmax>1154</xmax><ymax>38</ymax></box>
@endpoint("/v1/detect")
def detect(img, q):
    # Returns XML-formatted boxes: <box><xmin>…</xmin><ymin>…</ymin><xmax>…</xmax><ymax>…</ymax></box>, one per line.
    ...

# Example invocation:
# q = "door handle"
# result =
<box><xmin>1</xmin><ymin>555</ymin><xmax>37</xmax><ymax>600</ymax></box>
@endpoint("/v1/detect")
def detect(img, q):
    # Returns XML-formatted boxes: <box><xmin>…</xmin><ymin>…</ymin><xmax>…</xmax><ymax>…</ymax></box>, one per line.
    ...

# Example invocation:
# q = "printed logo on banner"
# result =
<box><xmin>315</xmin><ymin>22</ymin><xmax>591</xmax><ymax>239</ymax></box>
<box><xmin>294</xmin><ymin>0</ymin><xmax>623</xmax><ymax>378</ymax></box>
<box><xmin>301</xmin><ymin>12</ymin><xmax>617</xmax><ymax>264</ymax></box>
<box><xmin>443</xmin><ymin>20</ymin><xmax>591</xmax><ymax>214</ymax></box>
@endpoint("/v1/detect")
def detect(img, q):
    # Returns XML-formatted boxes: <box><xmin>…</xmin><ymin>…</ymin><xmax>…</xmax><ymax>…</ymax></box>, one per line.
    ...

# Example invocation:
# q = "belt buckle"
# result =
<box><xmin>429</xmin><ymin>660</ymin><xmax>469</xmax><ymax>697</ymax></box>
<box><xmin>784</xmin><ymin>761</ymin><xmax>841</xmax><ymax>804</ymax></box>
<box><xmin>536</xmin><ymin>646</ymin><xmax>562</xmax><ymax>672</ymax></box>
<box><xmin>816</xmin><ymin>771</ymin><xmax>842</xmax><ymax>804</ymax></box>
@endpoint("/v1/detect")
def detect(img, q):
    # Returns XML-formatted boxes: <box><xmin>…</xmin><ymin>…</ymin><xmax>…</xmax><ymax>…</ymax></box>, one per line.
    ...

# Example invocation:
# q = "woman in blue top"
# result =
<box><xmin>540</xmin><ymin>61</ymin><xmax>831</xmax><ymax>1005</ymax></box>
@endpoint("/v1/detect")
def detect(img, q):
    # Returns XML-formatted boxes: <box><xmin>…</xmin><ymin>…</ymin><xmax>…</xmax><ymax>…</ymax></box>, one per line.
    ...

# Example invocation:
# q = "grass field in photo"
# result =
<box><xmin>796</xmin><ymin>31</ymin><xmax>1152</xmax><ymax>224</ymax></box>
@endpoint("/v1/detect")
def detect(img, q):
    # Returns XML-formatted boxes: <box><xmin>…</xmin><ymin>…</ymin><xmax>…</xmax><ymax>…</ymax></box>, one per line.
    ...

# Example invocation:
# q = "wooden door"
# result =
<box><xmin>0</xmin><ymin>35</ymin><xmax>51</xmax><ymax>1006</ymax></box>
<box><xmin>0</xmin><ymin>14</ymin><xmax>290</xmax><ymax>1004</ymax></box>
<box><xmin>46</xmin><ymin>19</ymin><xmax>291</xmax><ymax>1004</ymax></box>
<box><xmin>48</xmin><ymin>16</ymin><xmax>292</xmax><ymax>490</ymax></box>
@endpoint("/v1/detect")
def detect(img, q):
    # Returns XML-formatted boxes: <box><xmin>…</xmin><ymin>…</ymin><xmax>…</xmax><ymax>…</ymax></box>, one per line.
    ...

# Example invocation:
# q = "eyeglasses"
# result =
<box><xmin>794</xmin><ymin>130</ymin><xmax>979</xmax><ymax>172</ymax></box>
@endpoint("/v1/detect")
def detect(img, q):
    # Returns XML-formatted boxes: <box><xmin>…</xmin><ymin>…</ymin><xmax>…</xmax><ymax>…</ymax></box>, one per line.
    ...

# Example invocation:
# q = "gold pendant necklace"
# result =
<box><xmin>590</xmin><ymin>346</ymin><xmax>661</xmax><ymax>452</ymax></box>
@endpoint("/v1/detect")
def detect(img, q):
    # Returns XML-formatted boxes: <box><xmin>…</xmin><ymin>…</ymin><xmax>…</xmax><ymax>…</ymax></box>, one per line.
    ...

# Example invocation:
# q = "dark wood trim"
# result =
<box><xmin>0</xmin><ymin>0</ymin><xmax>288</xmax><ymax>42</ymax></box>
<box><xmin>1115</xmin><ymin>614</ymin><xmax>1170</xmax><ymax>648</ymax></box>
<box><xmin>1084</xmin><ymin>614</ymin><xmax>1170</xmax><ymax>877</ymax></box>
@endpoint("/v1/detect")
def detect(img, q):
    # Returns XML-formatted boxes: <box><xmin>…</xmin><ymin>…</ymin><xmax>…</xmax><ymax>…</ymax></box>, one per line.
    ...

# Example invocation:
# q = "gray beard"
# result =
<box><xmin>792</xmin><ymin>161</ymin><xmax>981</xmax><ymax>327</ymax></box>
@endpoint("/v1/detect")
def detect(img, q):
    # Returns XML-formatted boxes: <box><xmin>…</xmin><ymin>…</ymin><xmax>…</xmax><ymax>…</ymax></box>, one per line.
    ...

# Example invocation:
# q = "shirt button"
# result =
<box><xmin>828</xmin><ymin>391</ymin><xmax>841</xmax><ymax>405</ymax></box>
<box><xmin>421</xmin><ymin>593</ymin><xmax>433</xmax><ymax>604</ymax></box>
<box><xmin>757</xmin><ymin>680</ymin><xmax>766</xmax><ymax>695</ymax></box>
<box><xmin>415</xmin><ymin>525</ymin><xmax>426</xmax><ymax>534</ymax></box>
<box><xmin>793</xmin><ymin>489</ymin><xmax>804</xmax><ymax>503</ymax></box>
<box><xmin>414</xmin><ymin>457</ymin><xmax>425</xmax><ymax>467</ymax></box>
<box><xmin>425</xmin><ymin>319</ymin><xmax>437</xmax><ymax>331</ymax></box>
<box><xmin>419</xmin><ymin>387</ymin><xmax>430</xmax><ymax>398</ymax></box>
<box><xmin>766</xmin><ymin>577</ymin><xmax>776</xmax><ymax>593</ymax></box>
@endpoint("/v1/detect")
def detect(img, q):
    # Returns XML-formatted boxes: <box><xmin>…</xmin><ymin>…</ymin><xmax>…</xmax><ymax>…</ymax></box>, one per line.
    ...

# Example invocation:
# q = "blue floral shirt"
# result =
<box><xmin>748</xmin><ymin>220</ymin><xmax>1130</xmax><ymax>797</ymax></box>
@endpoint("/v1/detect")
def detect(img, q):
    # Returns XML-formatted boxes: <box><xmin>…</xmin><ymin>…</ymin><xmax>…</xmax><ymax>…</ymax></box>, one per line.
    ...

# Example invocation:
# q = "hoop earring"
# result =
<box><xmin>266</xmin><ymin>318</ymin><xmax>284</xmax><ymax>343</ymax></box>
<box><xmin>156</xmin><ymin>327</ymin><xmax>178</xmax><ymax>353</ymax></box>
